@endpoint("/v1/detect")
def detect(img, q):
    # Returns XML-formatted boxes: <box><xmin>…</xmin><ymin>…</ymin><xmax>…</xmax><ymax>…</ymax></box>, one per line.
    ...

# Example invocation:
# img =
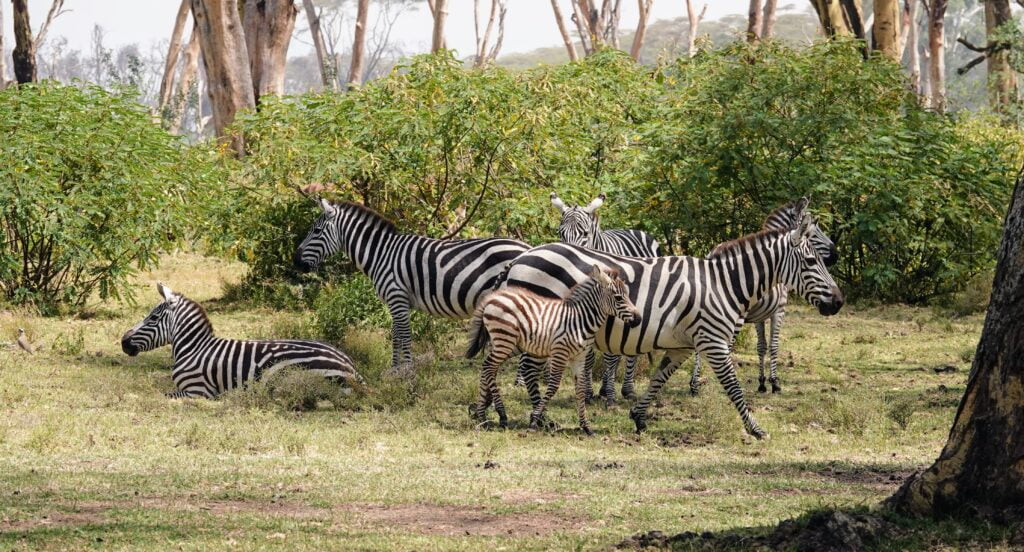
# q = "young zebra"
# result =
<box><xmin>548</xmin><ymin>192</ymin><xmax>661</xmax><ymax>403</ymax></box>
<box><xmin>466</xmin><ymin>265</ymin><xmax>641</xmax><ymax>435</ymax></box>
<box><xmin>294</xmin><ymin>199</ymin><xmax>529</xmax><ymax>377</ymax></box>
<box><xmin>121</xmin><ymin>283</ymin><xmax>363</xmax><ymax>398</ymax></box>
<box><xmin>689</xmin><ymin>198</ymin><xmax>839</xmax><ymax>395</ymax></box>
<box><xmin>501</xmin><ymin>213</ymin><xmax>843</xmax><ymax>439</ymax></box>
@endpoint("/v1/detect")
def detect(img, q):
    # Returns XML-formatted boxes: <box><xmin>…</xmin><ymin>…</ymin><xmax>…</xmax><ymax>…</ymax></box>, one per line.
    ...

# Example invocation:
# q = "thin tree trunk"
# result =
<box><xmin>474</xmin><ymin>0</ymin><xmax>498</xmax><ymax>66</ymax></box>
<box><xmin>11</xmin><ymin>0</ymin><xmax>35</xmax><ymax>84</ymax></box>
<box><xmin>985</xmin><ymin>0</ymin><xmax>1016</xmax><ymax>112</ymax></box>
<box><xmin>897</xmin><ymin>0</ymin><xmax>910</xmax><ymax>59</ymax></box>
<box><xmin>159</xmin><ymin>0</ymin><xmax>193</xmax><ymax>114</ymax></box>
<box><xmin>431</xmin><ymin>0</ymin><xmax>448</xmax><ymax>52</ymax></box>
<box><xmin>747</xmin><ymin>0</ymin><xmax>763</xmax><ymax>42</ymax></box>
<box><xmin>348</xmin><ymin>0</ymin><xmax>369</xmax><ymax>86</ymax></box>
<box><xmin>630</xmin><ymin>0</ymin><xmax>654</xmax><ymax>60</ymax></box>
<box><xmin>550</xmin><ymin>0</ymin><xmax>579</xmax><ymax>61</ymax></box>
<box><xmin>0</xmin><ymin>2</ymin><xmax>8</xmax><ymax>89</ymax></box>
<box><xmin>907</xmin><ymin>0</ymin><xmax>921</xmax><ymax>94</ymax></box>
<box><xmin>243</xmin><ymin>0</ymin><xmax>297</xmax><ymax>104</ymax></box>
<box><xmin>302</xmin><ymin>0</ymin><xmax>336</xmax><ymax>90</ymax></box>
<box><xmin>570</xmin><ymin>0</ymin><xmax>593</xmax><ymax>54</ymax></box>
<box><xmin>190</xmin><ymin>0</ymin><xmax>255</xmax><ymax>152</ymax></box>
<box><xmin>873</xmin><ymin>0</ymin><xmax>899</xmax><ymax>60</ymax></box>
<box><xmin>685</xmin><ymin>0</ymin><xmax>707</xmax><ymax>57</ymax></box>
<box><xmin>927</xmin><ymin>0</ymin><xmax>947</xmax><ymax>111</ymax></box>
<box><xmin>169</xmin><ymin>25</ymin><xmax>202</xmax><ymax>135</ymax></box>
<box><xmin>760</xmin><ymin>0</ymin><xmax>777</xmax><ymax>39</ymax></box>
<box><xmin>886</xmin><ymin>171</ymin><xmax>1024</xmax><ymax>517</ymax></box>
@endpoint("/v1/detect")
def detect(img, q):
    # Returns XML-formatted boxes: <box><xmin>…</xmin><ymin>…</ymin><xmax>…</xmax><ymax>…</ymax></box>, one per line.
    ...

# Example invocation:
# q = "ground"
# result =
<box><xmin>0</xmin><ymin>253</ymin><xmax>1006</xmax><ymax>550</ymax></box>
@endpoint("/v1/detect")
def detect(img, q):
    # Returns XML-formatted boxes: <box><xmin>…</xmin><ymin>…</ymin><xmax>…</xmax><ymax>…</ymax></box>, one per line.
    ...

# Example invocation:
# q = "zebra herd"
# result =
<box><xmin>123</xmin><ymin>193</ymin><xmax>844</xmax><ymax>439</ymax></box>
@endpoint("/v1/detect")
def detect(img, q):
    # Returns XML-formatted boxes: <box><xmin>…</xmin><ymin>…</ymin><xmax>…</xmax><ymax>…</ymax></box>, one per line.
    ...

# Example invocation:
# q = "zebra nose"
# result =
<box><xmin>120</xmin><ymin>333</ymin><xmax>139</xmax><ymax>356</ymax></box>
<box><xmin>825</xmin><ymin>245</ymin><xmax>840</xmax><ymax>267</ymax></box>
<box><xmin>294</xmin><ymin>253</ymin><xmax>312</xmax><ymax>273</ymax></box>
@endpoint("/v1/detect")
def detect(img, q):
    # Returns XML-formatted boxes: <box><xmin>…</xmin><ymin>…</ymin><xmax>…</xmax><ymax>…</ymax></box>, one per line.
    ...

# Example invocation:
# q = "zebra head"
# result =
<box><xmin>767</xmin><ymin>197</ymin><xmax>839</xmax><ymax>267</ymax></box>
<box><xmin>551</xmin><ymin>192</ymin><xmax>604</xmax><ymax>249</ymax></box>
<box><xmin>294</xmin><ymin>198</ymin><xmax>342</xmax><ymax>273</ymax></box>
<box><xmin>121</xmin><ymin>283</ymin><xmax>178</xmax><ymax>356</ymax></box>
<box><xmin>784</xmin><ymin>215</ymin><xmax>845</xmax><ymax>316</ymax></box>
<box><xmin>591</xmin><ymin>265</ymin><xmax>642</xmax><ymax>328</ymax></box>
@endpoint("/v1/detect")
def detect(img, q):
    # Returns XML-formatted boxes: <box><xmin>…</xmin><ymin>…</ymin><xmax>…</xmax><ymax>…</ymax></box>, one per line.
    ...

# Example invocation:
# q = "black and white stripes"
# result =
<box><xmin>121</xmin><ymin>284</ymin><xmax>362</xmax><ymax>399</ymax></box>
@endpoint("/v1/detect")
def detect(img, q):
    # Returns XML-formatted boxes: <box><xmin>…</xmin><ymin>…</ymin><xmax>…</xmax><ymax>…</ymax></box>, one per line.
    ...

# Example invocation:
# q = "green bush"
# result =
<box><xmin>0</xmin><ymin>83</ymin><xmax>217</xmax><ymax>310</ymax></box>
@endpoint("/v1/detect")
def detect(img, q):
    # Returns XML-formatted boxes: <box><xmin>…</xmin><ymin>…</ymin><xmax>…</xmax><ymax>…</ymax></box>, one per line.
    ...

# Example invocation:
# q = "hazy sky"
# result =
<box><xmin>2</xmin><ymin>0</ymin><xmax>760</xmax><ymax>59</ymax></box>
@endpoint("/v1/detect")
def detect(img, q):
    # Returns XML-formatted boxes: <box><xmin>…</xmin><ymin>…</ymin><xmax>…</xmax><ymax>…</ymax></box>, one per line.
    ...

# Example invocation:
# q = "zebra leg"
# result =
<box><xmin>473</xmin><ymin>343</ymin><xmax>512</xmax><ymax>427</ymax></box>
<box><xmin>582</xmin><ymin>347</ymin><xmax>596</xmax><ymax>404</ymax></box>
<box><xmin>599</xmin><ymin>353</ymin><xmax>619</xmax><ymax>404</ymax></box>
<box><xmin>529</xmin><ymin>356</ymin><xmax>566</xmax><ymax>431</ymax></box>
<box><xmin>755</xmin><ymin>321</ymin><xmax>768</xmax><ymax>393</ymax></box>
<box><xmin>570</xmin><ymin>351</ymin><xmax>594</xmax><ymax>435</ymax></box>
<box><xmin>385</xmin><ymin>298</ymin><xmax>414</xmax><ymax>378</ymax></box>
<box><xmin>629</xmin><ymin>349</ymin><xmax>692</xmax><ymax>433</ymax></box>
<box><xmin>768</xmin><ymin>310</ymin><xmax>784</xmax><ymax>394</ymax></box>
<box><xmin>702</xmin><ymin>344</ymin><xmax>767</xmax><ymax>439</ymax></box>
<box><xmin>689</xmin><ymin>354</ymin><xmax>703</xmax><ymax>396</ymax></box>
<box><xmin>621</xmin><ymin>355</ymin><xmax>639</xmax><ymax>400</ymax></box>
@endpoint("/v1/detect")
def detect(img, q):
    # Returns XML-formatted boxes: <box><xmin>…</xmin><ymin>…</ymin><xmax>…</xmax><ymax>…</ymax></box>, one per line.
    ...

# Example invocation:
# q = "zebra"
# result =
<box><xmin>121</xmin><ymin>283</ymin><xmax>363</xmax><ymax>398</ymax></box>
<box><xmin>689</xmin><ymin>197</ymin><xmax>839</xmax><ymax>395</ymax></box>
<box><xmin>548</xmin><ymin>192</ymin><xmax>661</xmax><ymax>403</ymax></box>
<box><xmin>500</xmin><ymin>212</ymin><xmax>843</xmax><ymax>439</ymax></box>
<box><xmin>294</xmin><ymin>199</ymin><xmax>530</xmax><ymax>377</ymax></box>
<box><xmin>466</xmin><ymin>265</ymin><xmax>642</xmax><ymax>434</ymax></box>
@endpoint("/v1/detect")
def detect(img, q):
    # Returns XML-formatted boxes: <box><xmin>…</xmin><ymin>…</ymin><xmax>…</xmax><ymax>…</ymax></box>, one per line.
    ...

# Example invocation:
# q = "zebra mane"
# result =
<box><xmin>337</xmin><ymin>201</ymin><xmax>397</xmax><ymax>234</ymax></box>
<box><xmin>707</xmin><ymin>228</ymin><xmax>788</xmax><ymax>259</ymax></box>
<box><xmin>761</xmin><ymin>198</ymin><xmax>806</xmax><ymax>231</ymax></box>
<box><xmin>565</xmin><ymin>273</ymin><xmax>604</xmax><ymax>305</ymax></box>
<box><xmin>175</xmin><ymin>295</ymin><xmax>215</xmax><ymax>334</ymax></box>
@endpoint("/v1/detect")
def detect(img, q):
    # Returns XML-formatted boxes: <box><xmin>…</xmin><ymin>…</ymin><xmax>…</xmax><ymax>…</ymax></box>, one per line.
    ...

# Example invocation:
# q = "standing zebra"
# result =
<box><xmin>690</xmin><ymin>197</ymin><xmax>839</xmax><ymax>395</ymax></box>
<box><xmin>501</xmin><ymin>213</ymin><xmax>843</xmax><ymax>439</ymax></box>
<box><xmin>121</xmin><ymin>284</ymin><xmax>363</xmax><ymax>398</ymax></box>
<box><xmin>549</xmin><ymin>192</ymin><xmax>660</xmax><ymax>403</ymax></box>
<box><xmin>294</xmin><ymin>199</ymin><xmax>529</xmax><ymax>377</ymax></box>
<box><xmin>466</xmin><ymin>265</ymin><xmax>641</xmax><ymax>434</ymax></box>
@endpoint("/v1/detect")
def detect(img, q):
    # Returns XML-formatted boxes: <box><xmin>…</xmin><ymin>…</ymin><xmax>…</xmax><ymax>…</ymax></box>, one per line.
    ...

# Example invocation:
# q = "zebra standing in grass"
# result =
<box><xmin>501</xmin><ymin>212</ymin><xmax>844</xmax><ymax>438</ymax></box>
<box><xmin>690</xmin><ymin>198</ymin><xmax>839</xmax><ymax>395</ymax></box>
<box><xmin>466</xmin><ymin>265</ymin><xmax>641</xmax><ymax>434</ymax></box>
<box><xmin>121</xmin><ymin>283</ymin><xmax>363</xmax><ymax>398</ymax></box>
<box><xmin>294</xmin><ymin>199</ymin><xmax>530</xmax><ymax>377</ymax></box>
<box><xmin>548</xmin><ymin>192</ymin><xmax>660</xmax><ymax>403</ymax></box>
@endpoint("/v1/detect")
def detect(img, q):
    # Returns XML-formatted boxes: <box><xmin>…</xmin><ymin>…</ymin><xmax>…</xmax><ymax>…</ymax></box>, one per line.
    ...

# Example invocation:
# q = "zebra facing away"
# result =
<box><xmin>549</xmin><ymin>192</ymin><xmax>660</xmax><ymax>403</ymax></box>
<box><xmin>294</xmin><ymin>199</ymin><xmax>530</xmax><ymax>377</ymax></box>
<box><xmin>690</xmin><ymin>197</ymin><xmax>839</xmax><ymax>395</ymax></box>
<box><xmin>121</xmin><ymin>284</ymin><xmax>363</xmax><ymax>398</ymax></box>
<box><xmin>502</xmin><ymin>212</ymin><xmax>843</xmax><ymax>439</ymax></box>
<box><xmin>466</xmin><ymin>265</ymin><xmax>642</xmax><ymax>435</ymax></box>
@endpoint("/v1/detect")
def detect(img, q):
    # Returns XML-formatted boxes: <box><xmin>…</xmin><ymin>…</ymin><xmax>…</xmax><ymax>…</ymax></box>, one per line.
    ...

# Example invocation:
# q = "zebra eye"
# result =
<box><xmin>805</xmin><ymin>255</ymin><xmax>818</xmax><ymax>266</ymax></box>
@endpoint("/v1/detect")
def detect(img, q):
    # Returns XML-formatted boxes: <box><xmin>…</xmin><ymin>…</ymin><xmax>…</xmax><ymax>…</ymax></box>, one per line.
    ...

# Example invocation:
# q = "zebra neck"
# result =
<box><xmin>337</xmin><ymin>210</ymin><xmax>397</xmax><ymax>274</ymax></box>
<box><xmin>169</xmin><ymin>313</ymin><xmax>215</xmax><ymax>360</ymax></box>
<box><xmin>564</xmin><ymin>281</ymin><xmax>605</xmax><ymax>329</ymax></box>
<box><xmin>718</xmin><ymin>236</ymin><xmax>788</xmax><ymax>308</ymax></box>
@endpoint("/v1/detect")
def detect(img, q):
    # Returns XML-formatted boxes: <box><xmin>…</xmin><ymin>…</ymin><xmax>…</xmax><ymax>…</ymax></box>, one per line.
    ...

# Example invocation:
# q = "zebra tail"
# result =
<box><xmin>465</xmin><ymin>310</ymin><xmax>490</xmax><ymax>359</ymax></box>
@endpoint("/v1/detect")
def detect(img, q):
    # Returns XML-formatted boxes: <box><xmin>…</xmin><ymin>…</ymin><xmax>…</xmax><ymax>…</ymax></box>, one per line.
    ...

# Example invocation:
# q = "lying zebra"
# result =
<box><xmin>466</xmin><ymin>265</ymin><xmax>641</xmax><ymax>435</ymax></box>
<box><xmin>121</xmin><ymin>283</ymin><xmax>363</xmax><ymax>398</ymax></box>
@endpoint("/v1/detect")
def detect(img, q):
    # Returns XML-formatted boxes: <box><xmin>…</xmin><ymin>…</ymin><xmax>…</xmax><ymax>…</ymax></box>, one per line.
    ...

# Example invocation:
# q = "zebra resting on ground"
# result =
<box><xmin>690</xmin><ymin>197</ymin><xmax>839</xmax><ymax>395</ymax></box>
<box><xmin>466</xmin><ymin>265</ymin><xmax>641</xmax><ymax>435</ymax></box>
<box><xmin>121</xmin><ymin>283</ymin><xmax>363</xmax><ymax>399</ymax></box>
<box><xmin>547</xmin><ymin>192</ymin><xmax>661</xmax><ymax>404</ymax></box>
<box><xmin>294</xmin><ymin>199</ymin><xmax>529</xmax><ymax>377</ymax></box>
<box><xmin>501</xmin><ymin>212</ymin><xmax>843</xmax><ymax>439</ymax></box>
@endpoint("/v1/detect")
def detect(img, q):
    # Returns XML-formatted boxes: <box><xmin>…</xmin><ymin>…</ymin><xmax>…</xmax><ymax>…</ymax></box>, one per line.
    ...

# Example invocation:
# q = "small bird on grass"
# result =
<box><xmin>17</xmin><ymin>328</ymin><xmax>35</xmax><ymax>354</ymax></box>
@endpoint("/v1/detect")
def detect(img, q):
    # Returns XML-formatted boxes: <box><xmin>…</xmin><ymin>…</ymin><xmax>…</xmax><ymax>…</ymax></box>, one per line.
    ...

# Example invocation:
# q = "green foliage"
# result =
<box><xmin>221</xmin><ymin>366</ymin><xmax>352</xmax><ymax>412</ymax></box>
<box><xmin>0</xmin><ymin>83</ymin><xmax>216</xmax><ymax>311</ymax></box>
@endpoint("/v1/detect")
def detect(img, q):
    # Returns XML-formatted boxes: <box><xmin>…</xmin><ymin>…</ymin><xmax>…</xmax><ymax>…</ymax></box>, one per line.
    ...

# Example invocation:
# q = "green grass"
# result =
<box><xmin>0</xmin><ymin>253</ymin><xmax>1006</xmax><ymax>550</ymax></box>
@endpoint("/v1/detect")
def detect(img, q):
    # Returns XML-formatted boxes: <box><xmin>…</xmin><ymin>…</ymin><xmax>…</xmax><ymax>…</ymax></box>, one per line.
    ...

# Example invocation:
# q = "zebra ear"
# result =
<box><xmin>590</xmin><ymin>264</ymin><xmax>604</xmax><ymax>281</ymax></box>
<box><xmin>792</xmin><ymin>214</ymin><xmax>813</xmax><ymax>246</ymax></box>
<box><xmin>320</xmin><ymin>198</ymin><xmax>336</xmax><ymax>214</ymax></box>
<box><xmin>793</xmin><ymin>197</ymin><xmax>809</xmax><ymax>221</ymax></box>
<box><xmin>550</xmin><ymin>193</ymin><xmax>567</xmax><ymax>213</ymax></box>
<box><xmin>585</xmin><ymin>194</ymin><xmax>605</xmax><ymax>214</ymax></box>
<box><xmin>157</xmin><ymin>282</ymin><xmax>175</xmax><ymax>302</ymax></box>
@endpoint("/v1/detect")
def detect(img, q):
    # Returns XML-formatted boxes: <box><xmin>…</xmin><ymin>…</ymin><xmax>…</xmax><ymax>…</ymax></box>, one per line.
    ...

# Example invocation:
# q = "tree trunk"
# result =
<box><xmin>907</xmin><ymin>0</ymin><xmax>921</xmax><ymax>94</ymax></box>
<box><xmin>873</xmin><ymin>0</ymin><xmax>899</xmax><ymax>60</ymax></box>
<box><xmin>159</xmin><ymin>0</ymin><xmax>193</xmax><ymax>115</ymax></box>
<box><xmin>926</xmin><ymin>0</ymin><xmax>947</xmax><ymax>112</ymax></box>
<box><xmin>570</xmin><ymin>0</ymin><xmax>593</xmax><ymax>54</ymax></box>
<box><xmin>550</xmin><ymin>0</ymin><xmax>579</xmax><ymax>61</ymax></box>
<box><xmin>760</xmin><ymin>0</ymin><xmax>777</xmax><ymax>39</ymax></box>
<box><xmin>168</xmin><ymin>25</ymin><xmax>201</xmax><ymax>135</ymax></box>
<box><xmin>886</xmin><ymin>172</ymin><xmax>1024</xmax><ymax>518</ymax></box>
<box><xmin>348</xmin><ymin>0</ymin><xmax>369</xmax><ymax>86</ymax></box>
<box><xmin>243</xmin><ymin>0</ymin><xmax>297</xmax><ymax>104</ymax></box>
<box><xmin>431</xmin><ymin>0</ymin><xmax>448</xmax><ymax>53</ymax></box>
<box><xmin>190</xmin><ymin>0</ymin><xmax>255</xmax><ymax>151</ymax></box>
<box><xmin>747</xmin><ymin>0</ymin><xmax>763</xmax><ymax>41</ymax></box>
<box><xmin>685</xmin><ymin>0</ymin><xmax>706</xmax><ymax>57</ymax></box>
<box><xmin>985</xmin><ymin>0</ymin><xmax>1016</xmax><ymax>112</ymax></box>
<box><xmin>0</xmin><ymin>2</ymin><xmax>8</xmax><ymax>89</ymax></box>
<box><xmin>11</xmin><ymin>0</ymin><xmax>35</xmax><ymax>84</ymax></box>
<box><xmin>301</xmin><ymin>0</ymin><xmax>336</xmax><ymax>90</ymax></box>
<box><xmin>630</xmin><ymin>0</ymin><xmax>654</xmax><ymax>60</ymax></box>
<box><xmin>809</xmin><ymin>0</ymin><xmax>865</xmax><ymax>39</ymax></box>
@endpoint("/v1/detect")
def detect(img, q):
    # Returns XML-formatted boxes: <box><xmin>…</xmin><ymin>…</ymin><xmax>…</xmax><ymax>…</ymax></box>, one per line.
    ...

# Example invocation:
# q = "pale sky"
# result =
<box><xmin>2</xmin><ymin>0</ymin><xmax>756</xmax><ymax>59</ymax></box>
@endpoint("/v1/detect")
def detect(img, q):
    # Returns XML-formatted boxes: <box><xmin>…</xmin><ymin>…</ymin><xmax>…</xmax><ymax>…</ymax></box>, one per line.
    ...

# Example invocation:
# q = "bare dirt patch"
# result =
<box><xmin>1</xmin><ymin>504</ymin><xmax>108</xmax><ymax>531</ymax></box>
<box><xmin>499</xmin><ymin>490</ymin><xmax>583</xmax><ymax>505</ymax></box>
<box><xmin>808</xmin><ymin>466</ymin><xmax>914</xmax><ymax>491</ymax></box>
<box><xmin>340</xmin><ymin>502</ymin><xmax>584</xmax><ymax>537</ymax></box>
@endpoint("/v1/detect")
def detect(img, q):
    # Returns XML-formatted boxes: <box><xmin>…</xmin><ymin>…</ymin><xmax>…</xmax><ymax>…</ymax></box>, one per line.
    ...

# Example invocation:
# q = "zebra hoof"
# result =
<box><xmin>498</xmin><ymin>416</ymin><xmax>508</xmax><ymax>429</ymax></box>
<box><xmin>629</xmin><ymin>408</ymin><xmax>647</xmax><ymax>433</ymax></box>
<box><xmin>771</xmin><ymin>384</ymin><xmax>782</xmax><ymax>394</ymax></box>
<box><xmin>749</xmin><ymin>427</ymin><xmax>768</xmax><ymax>440</ymax></box>
<box><xmin>580</xmin><ymin>425</ymin><xmax>594</xmax><ymax>436</ymax></box>
<box><xmin>689</xmin><ymin>387</ymin><xmax>700</xmax><ymax>397</ymax></box>
<box><xmin>757</xmin><ymin>384</ymin><xmax>768</xmax><ymax>393</ymax></box>
<box><xmin>621</xmin><ymin>387</ymin><xmax>636</xmax><ymax>401</ymax></box>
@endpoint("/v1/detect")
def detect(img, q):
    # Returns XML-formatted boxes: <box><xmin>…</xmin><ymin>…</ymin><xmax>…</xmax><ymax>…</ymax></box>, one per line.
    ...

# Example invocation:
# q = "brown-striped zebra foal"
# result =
<box><xmin>466</xmin><ymin>266</ymin><xmax>641</xmax><ymax>435</ymax></box>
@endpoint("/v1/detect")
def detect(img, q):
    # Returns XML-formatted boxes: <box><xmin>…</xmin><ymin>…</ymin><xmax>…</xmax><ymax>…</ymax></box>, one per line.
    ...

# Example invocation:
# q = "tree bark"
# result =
<box><xmin>873</xmin><ymin>0</ymin><xmax>899</xmax><ymax>60</ymax></box>
<box><xmin>243</xmin><ymin>0</ymin><xmax>297</xmax><ymax>104</ymax></box>
<box><xmin>550</xmin><ymin>0</ymin><xmax>579</xmax><ymax>61</ymax></box>
<box><xmin>301</xmin><ymin>0</ymin><xmax>336</xmax><ymax>90</ymax></box>
<box><xmin>907</xmin><ymin>0</ymin><xmax>921</xmax><ymax>94</ymax></box>
<box><xmin>159</xmin><ymin>0</ymin><xmax>193</xmax><ymax>115</ymax></box>
<box><xmin>431</xmin><ymin>0</ymin><xmax>448</xmax><ymax>53</ymax></box>
<box><xmin>985</xmin><ymin>0</ymin><xmax>1016</xmax><ymax>112</ymax></box>
<box><xmin>630</xmin><ymin>0</ymin><xmax>654</xmax><ymax>60</ymax></box>
<box><xmin>570</xmin><ymin>0</ymin><xmax>593</xmax><ymax>54</ymax></box>
<box><xmin>809</xmin><ymin>0</ymin><xmax>865</xmax><ymax>39</ymax></box>
<box><xmin>747</xmin><ymin>0</ymin><xmax>763</xmax><ymax>42</ymax></box>
<box><xmin>11</xmin><ymin>0</ymin><xmax>35</xmax><ymax>84</ymax></box>
<box><xmin>760</xmin><ymin>0</ymin><xmax>777</xmax><ymax>39</ymax></box>
<box><xmin>348</xmin><ymin>0</ymin><xmax>369</xmax><ymax>86</ymax></box>
<box><xmin>168</xmin><ymin>24</ymin><xmax>202</xmax><ymax>135</ymax></box>
<box><xmin>897</xmin><ymin>0</ymin><xmax>910</xmax><ymax>59</ymax></box>
<box><xmin>685</xmin><ymin>0</ymin><xmax>706</xmax><ymax>57</ymax></box>
<box><xmin>926</xmin><ymin>0</ymin><xmax>947</xmax><ymax>112</ymax></box>
<box><xmin>190</xmin><ymin>0</ymin><xmax>255</xmax><ymax>151</ymax></box>
<box><xmin>886</xmin><ymin>171</ymin><xmax>1024</xmax><ymax>518</ymax></box>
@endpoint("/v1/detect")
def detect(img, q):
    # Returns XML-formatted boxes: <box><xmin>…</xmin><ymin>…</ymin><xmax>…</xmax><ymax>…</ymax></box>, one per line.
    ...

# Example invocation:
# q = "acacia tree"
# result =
<box><xmin>474</xmin><ymin>0</ymin><xmax>508</xmax><ymax>67</ymax></box>
<box><xmin>873</xmin><ymin>0</ymin><xmax>899</xmax><ymax>60</ymax></box>
<box><xmin>957</xmin><ymin>0</ymin><xmax>1016</xmax><ymax>113</ymax></box>
<box><xmin>348</xmin><ymin>0</ymin><xmax>369</xmax><ymax>85</ymax></box>
<box><xmin>808</xmin><ymin>0</ymin><xmax>865</xmax><ymax>39</ymax></box>
<box><xmin>158</xmin><ymin>0</ymin><xmax>193</xmax><ymax>115</ymax></box>
<box><xmin>10</xmin><ymin>0</ymin><xmax>66</xmax><ymax>84</ymax></box>
<box><xmin>747</xmin><ymin>0</ymin><xmax>763</xmax><ymax>41</ymax></box>
<box><xmin>429</xmin><ymin>0</ymin><xmax>448</xmax><ymax>52</ymax></box>
<box><xmin>760</xmin><ymin>0</ymin><xmax>777</xmax><ymax>39</ymax></box>
<box><xmin>921</xmin><ymin>0</ymin><xmax>947</xmax><ymax>111</ymax></box>
<box><xmin>243</xmin><ymin>0</ymin><xmax>298</xmax><ymax>103</ymax></box>
<box><xmin>550</xmin><ymin>0</ymin><xmax>578</xmax><ymax>61</ymax></box>
<box><xmin>684</xmin><ymin>0</ymin><xmax>707</xmax><ymax>57</ymax></box>
<box><xmin>191</xmin><ymin>0</ymin><xmax>255</xmax><ymax>150</ymax></box>
<box><xmin>302</xmin><ymin>0</ymin><xmax>337</xmax><ymax>89</ymax></box>
<box><xmin>886</xmin><ymin>171</ymin><xmax>1024</xmax><ymax>517</ymax></box>
<box><xmin>631</xmin><ymin>0</ymin><xmax>655</xmax><ymax>60</ymax></box>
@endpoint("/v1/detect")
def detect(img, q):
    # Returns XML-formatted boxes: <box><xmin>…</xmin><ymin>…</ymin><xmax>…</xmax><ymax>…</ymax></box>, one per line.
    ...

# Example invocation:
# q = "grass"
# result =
<box><xmin>0</xmin><ymin>252</ymin><xmax>1007</xmax><ymax>550</ymax></box>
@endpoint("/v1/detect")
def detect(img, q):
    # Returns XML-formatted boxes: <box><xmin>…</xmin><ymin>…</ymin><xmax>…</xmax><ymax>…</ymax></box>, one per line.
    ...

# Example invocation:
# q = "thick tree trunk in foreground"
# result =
<box><xmin>348</xmin><ymin>0</ymin><xmax>369</xmax><ymax>86</ymax></box>
<box><xmin>243</xmin><ymin>0</ymin><xmax>297</xmax><ymax>104</ymax></box>
<box><xmin>431</xmin><ymin>0</ymin><xmax>448</xmax><ymax>53</ymax></box>
<box><xmin>159</xmin><ymin>0</ymin><xmax>193</xmax><ymax>113</ymax></box>
<box><xmin>887</xmin><ymin>173</ymin><xmax>1024</xmax><ymax>517</ymax></box>
<box><xmin>761</xmin><ymin>0</ymin><xmax>778</xmax><ymax>39</ymax></box>
<box><xmin>11</xmin><ymin>0</ymin><xmax>35</xmax><ymax>84</ymax></box>
<box><xmin>631</xmin><ymin>0</ymin><xmax>654</xmax><ymax>60</ymax></box>
<box><xmin>873</xmin><ymin>0</ymin><xmax>899</xmax><ymax>60</ymax></box>
<box><xmin>302</xmin><ymin>0</ymin><xmax>336</xmax><ymax>90</ymax></box>
<box><xmin>747</xmin><ymin>0</ymin><xmax>763</xmax><ymax>42</ymax></box>
<box><xmin>985</xmin><ymin>0</ymin><xmax>1016</xmax><ymax>112</ymax></box>
<box><xmin>926</xmin><ymin>0</ymin><xmax>947</xmax><ymax>111</ymax></box>
<box><xmin>550</xmin><ymin>0</ymin><xmax>579</xmax><ymax>61</ymax></box>
<box><xmin>809</xmin><ymin>0</ymin><xmax>865</xmax><ymax>39</ymax></box>
<box><xmin>191</xmin><ymin>0</ymin><xmax>255</xmax><ymax>151</ymax></box>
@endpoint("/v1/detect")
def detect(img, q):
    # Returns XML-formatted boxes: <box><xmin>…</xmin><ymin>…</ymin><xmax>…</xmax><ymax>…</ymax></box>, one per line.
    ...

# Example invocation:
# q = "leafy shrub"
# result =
<box><xmin>0</xmin><ymin>83</ymin><xmax>217</xmax><ymax>311</ymax></box>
